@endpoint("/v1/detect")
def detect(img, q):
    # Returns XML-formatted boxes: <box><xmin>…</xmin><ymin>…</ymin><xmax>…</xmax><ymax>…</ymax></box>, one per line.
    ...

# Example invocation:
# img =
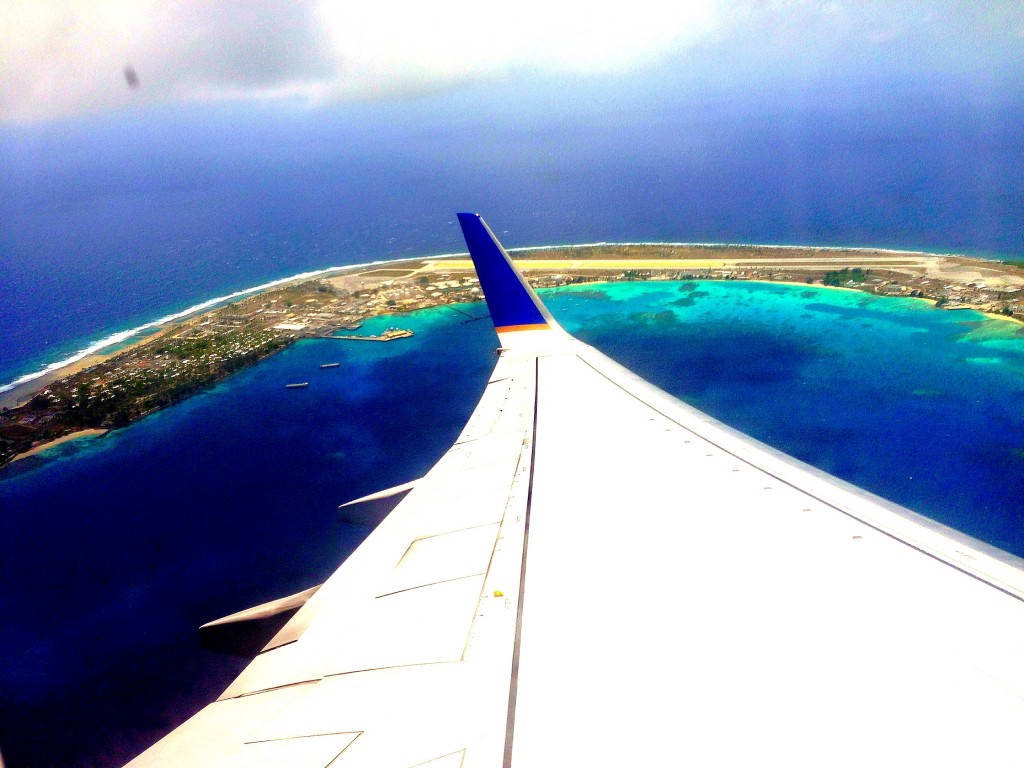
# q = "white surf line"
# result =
<box><xmin>0</xmin><ymin>241</ymin><xmax>962</xmax><ymax>394</ymax></box>
<box><xmin>0</xmin><ymin>258</ymin><xmax>406</xmax><ymax>394</ymax></box>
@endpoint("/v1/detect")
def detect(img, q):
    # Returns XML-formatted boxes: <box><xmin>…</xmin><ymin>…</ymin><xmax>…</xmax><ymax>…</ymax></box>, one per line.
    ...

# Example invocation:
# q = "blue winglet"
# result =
<box><xmin>457</xmin><ymin>213</ymin><xmax>556</xmax><ymax>333</ymax></box>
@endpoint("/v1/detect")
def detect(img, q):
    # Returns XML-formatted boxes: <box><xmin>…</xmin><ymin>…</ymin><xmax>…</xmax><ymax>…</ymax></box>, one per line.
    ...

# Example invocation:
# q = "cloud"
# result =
<box><xmin>316</xmin><ymin>2</ymin><xmax>718</xmax><ymax>90</ymax></box>
<box><xmin>1</xmin><ymin>1</ymin><xmax>1021</xmax><ymax>124</ymax></box>
<box><xmin>1</xmin><ymin>0</ymin><xmax>338</xmax><ymax>121</ymax></box>
<box><xmin>0</xmin><ymin>0</ymin><xmax>719</xmax><ymax>122</ymax></box>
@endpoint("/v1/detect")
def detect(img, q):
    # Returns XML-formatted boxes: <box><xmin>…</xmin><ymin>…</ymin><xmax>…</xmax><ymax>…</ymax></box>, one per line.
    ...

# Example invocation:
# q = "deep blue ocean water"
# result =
<box><xmin>3</xmin><ymin>283</ymin><xmax>1024</xmax><ymax>767</ymax></box>
<box><xmin>2</xmin><ymin>85</ymin><xmax>1023</xmax><ymax>388</ymax></box>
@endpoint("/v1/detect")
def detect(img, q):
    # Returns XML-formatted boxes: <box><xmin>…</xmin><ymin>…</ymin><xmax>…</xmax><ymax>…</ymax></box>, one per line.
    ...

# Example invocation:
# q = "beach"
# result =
<box><xmin>0</xmin><ymin>355</ymin><xmax>110</xmax><ymax>411</ymax></box>
<box><xmin>0</xmin><ymin>325</ymin><xmax>180</xmax><ymax>411</ymax></box>
<box><xmin>10</xmin><ymin>429</ymin><xmax>109</xmax><ymax>461</ymax></box>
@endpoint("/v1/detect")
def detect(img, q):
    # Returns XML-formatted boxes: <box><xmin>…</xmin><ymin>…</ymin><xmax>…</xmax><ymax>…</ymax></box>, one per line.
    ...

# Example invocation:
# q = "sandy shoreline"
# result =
<box><xmin>0</xmin><ymin>325</ymin><xmax>178</xmax><ymax>411</ymax></box>
<box><xmin>11</xmin><ymin>428</ymin><xmax>109</xmax><ymax>462</ymax></box>
<box><xmin>983</xmin><ymin>310</ymin><xmax>1024</xmax><ymax>326</ymax></box>
<box><xmin>0</xmin><ymin>354</ymin><xmax>109</xmax><ymax>411</ymax></box>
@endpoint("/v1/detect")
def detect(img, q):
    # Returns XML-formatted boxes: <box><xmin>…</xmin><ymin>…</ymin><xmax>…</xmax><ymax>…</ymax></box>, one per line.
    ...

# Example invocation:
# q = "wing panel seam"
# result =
<box><xmin>375</xmin><ymin>572</ymin><xmax>486</xmax><ymax>599</ymax></box>
<box><xmin>502</xmin><ymin>358</ymin><xmax>539</xmax><ymax>768</ymax></box>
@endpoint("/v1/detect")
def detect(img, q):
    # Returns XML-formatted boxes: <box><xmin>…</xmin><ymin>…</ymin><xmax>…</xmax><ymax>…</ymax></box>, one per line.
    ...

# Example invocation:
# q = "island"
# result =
<box><xmin>2</xmin><ymin>244</ymin><xmax>1022</xmax><ymax>468</ymax></box>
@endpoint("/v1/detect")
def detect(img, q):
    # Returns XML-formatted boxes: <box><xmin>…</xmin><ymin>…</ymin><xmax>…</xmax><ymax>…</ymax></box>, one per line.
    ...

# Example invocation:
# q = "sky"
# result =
<box><xmin>3</xmin><ymin>1</ymin><xmax>1022</xmax><ymax>124</ymax></box>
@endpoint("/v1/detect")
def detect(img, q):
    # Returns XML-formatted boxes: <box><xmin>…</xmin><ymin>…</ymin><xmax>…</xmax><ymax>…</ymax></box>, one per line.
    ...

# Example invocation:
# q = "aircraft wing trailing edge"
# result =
<box><xmin>128</xmin><ymin>215</ymin><xmax>1024</xmax><ymax>767</ymax></box>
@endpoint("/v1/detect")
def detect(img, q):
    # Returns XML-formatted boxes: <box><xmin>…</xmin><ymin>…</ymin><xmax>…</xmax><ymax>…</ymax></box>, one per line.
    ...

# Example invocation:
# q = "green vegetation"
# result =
<box><xmin>0</xmin><ymin>322</ymin><xmax>291</xmax><ymax>464</ymax></box>
<box><xmin>152</xmin><ymin>337</ymin><xmax>215</xmax><ymax>357</ymax></box>
<box><xmin>27</xmin><ymin>332</ymin><xmax>288</xmax><ymax>434</ymax></box>
<box><xmin>823</xmin><ymin>267</ymin><xmax>869</xmax><ymax>286</ymax></box>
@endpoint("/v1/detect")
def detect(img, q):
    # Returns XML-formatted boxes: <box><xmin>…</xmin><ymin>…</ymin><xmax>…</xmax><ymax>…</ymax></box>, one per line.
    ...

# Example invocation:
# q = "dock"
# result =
<box><xmin>322</xmin><ymin>328</ymin><xmax>414</xmax><ymax>342</ymax></box>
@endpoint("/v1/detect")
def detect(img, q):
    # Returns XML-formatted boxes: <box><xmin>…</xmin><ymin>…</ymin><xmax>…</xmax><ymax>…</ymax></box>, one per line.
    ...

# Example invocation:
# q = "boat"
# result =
<box><xmin>320</xmin><ymin>363</ymin><xmax>340</xmax><ymax>369</ymax></box>
<box><xmin>285</xmin><ymin>382</ymin><xmax>309</xmax><ymax>389</ymax></box>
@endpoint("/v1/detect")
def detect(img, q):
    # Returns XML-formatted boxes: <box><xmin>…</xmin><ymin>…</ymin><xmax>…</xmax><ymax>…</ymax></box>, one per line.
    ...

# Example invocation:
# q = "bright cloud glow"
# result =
<box><xmin>1</xmin><ymin>1</ymin><xmax>1021</xmax><ymax>123</ymax></box>
<box><xmin>1</xmin><ymin>0</ymin><xmax>718</xmax><ymax>122</ymax></box>
<box><xmin>317</xmin><ymin>1</ymin><xmax>718</xmax><ymax>87</ymax></box>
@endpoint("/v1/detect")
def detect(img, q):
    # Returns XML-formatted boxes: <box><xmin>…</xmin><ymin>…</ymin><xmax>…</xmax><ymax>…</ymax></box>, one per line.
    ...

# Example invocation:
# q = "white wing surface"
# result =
<box><xmin>127</xmin><ymin>214</ymin><xmax>1024</xmax><ymax>767</ymax></box>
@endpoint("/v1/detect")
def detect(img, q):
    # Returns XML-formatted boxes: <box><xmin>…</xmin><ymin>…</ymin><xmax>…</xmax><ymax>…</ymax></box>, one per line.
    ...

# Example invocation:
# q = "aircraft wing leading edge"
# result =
<box><xmin>127</xmin><ymin>215</ymin><xmax>1024</xmax><ymax>767</ymax></box>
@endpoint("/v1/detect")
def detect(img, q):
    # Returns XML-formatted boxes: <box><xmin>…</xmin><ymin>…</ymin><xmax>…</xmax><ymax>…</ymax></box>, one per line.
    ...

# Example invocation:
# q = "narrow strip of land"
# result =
<box><xmin>3</xmin><ymin>244</ymin><xmax>1022</xmax><ymax>468</ymax></box>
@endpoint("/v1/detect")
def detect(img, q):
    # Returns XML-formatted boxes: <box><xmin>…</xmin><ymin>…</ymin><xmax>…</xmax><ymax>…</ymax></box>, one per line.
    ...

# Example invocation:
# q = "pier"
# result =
<box><xmin>321</xmin><ymin>328</ymin><xmax>414</xmax><ymax>342</ymax></box>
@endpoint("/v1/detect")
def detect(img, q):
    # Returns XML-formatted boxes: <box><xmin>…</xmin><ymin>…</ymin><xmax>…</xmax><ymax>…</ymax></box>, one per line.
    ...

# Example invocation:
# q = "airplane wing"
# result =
<box><xmin>127</xmin><ymin>214</ymin><xmax>1024</xmax><ymax>767</ymax></box>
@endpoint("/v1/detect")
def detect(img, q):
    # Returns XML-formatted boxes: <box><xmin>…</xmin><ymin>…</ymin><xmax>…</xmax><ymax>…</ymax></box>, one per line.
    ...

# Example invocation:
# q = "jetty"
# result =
<box><xmin>322</xmin><ymin>328</ymin><xmax>414</xmax><ymax>342</ymax></box>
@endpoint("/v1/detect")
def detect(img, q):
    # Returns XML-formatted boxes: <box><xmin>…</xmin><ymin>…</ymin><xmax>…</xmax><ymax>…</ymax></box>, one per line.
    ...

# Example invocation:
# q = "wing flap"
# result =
<box><xmin>134</xmin><ymin>354</ymin><xmax>538</xmax><ymax>763</ymax></box>
<box><xmin>381</xmin><ymin>524</ymin><xmax>499</xmax><ymax>596</ymax></box>
<box><xmin>184</xmin><ymin>349</ymin><xmax>537</xmax><ymax>753</ymax></box>
<box><xmin>242</xmin><ymin>733</ymin><xmax>359</xmax><ymax>768</ymax></box>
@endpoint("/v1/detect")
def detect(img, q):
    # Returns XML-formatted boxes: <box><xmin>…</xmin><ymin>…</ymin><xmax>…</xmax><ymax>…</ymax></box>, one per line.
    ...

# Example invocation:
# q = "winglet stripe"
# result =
<box><xmin>495</xmin><ymin>324</ymin><xmax>550</xmax><ymax>333</ymax></box>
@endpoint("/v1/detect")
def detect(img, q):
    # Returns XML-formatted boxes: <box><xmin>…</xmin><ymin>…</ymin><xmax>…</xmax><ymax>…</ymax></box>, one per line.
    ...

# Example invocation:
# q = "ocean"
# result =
<box><xmin>2</xmin><ymin>83</ymin><xmax>1023</xmax><ymax>389</ymax></box>
<box><xmin>2</xmin><ymin>80</ymin><xmax>1024</xmax><ymax>766</ymax></box>
<box><xmin>3</xmin><ymin>284</ymin><xmax>1024</xmax><ymax>766</ymax></box>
